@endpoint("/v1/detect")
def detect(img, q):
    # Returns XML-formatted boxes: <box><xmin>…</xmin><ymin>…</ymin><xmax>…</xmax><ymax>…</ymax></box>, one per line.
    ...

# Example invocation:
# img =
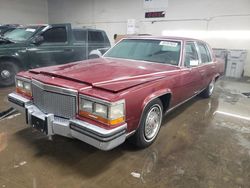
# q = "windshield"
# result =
<box><xmin>104</xmin><ymin>39</ymin><xmax>181</xmax><ymax>65</ymax></box>
<box><xmin>3</xmin><ymin>27</ymin><xmax>40</xmax><ymax>42</ymax></box>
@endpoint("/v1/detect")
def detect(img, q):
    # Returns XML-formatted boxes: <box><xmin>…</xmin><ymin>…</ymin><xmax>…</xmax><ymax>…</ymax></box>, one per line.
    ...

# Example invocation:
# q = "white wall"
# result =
<box><xmin>48</xmin><ymin>0</ymin><xmax>250</xmax><ymax>76</ymax></box>
<box><xmin>0</xmin><ymin>0</ymin><xmax>48</xmax><ymax>24</ymax></box>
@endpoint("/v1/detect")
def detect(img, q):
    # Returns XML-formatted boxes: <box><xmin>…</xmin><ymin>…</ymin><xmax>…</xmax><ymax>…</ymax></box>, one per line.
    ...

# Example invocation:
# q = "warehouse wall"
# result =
<box><xmin>0</xmin><ymin>0</ymin><xmax>48</xmax><ymax>24</ymax></box>
<box><xmin>48</xmin><ymin>0</ymin><xmax>250</xmax><ymax>76</ymax></box>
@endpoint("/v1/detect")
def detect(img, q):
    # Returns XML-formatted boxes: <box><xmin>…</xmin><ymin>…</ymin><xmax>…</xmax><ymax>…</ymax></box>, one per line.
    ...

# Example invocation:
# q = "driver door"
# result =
<box><xmin>27</xmin><ymin>24</ymin><xmax>74</xmax><ymax>68</ymax></box>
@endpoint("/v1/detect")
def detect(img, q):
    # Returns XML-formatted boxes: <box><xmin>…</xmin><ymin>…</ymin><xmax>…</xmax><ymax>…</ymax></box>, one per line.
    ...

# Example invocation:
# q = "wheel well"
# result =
<box><xmin>215</xmin><ymin>75</ymin><xmax>220</xmax><ymax>82</ymax></box>
<box><xmin>0</xmin><ymin>57</ymin><xmax>23</xmax><ymax>69</ymax></box>
<box><xmin>158</xmin><ymin>93</ymin><xmax>171</xmax><ymax>113</ymax></box>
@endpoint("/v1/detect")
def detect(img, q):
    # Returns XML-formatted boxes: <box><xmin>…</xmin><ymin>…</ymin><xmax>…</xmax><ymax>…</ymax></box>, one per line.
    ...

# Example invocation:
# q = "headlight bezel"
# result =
<box><xmin>15</xmin><ymin>76</ymin><xmax>32</xmax><ymax>98</ymax></box>
<box><xmin>79</xmin><ymin>94</ymin><xmax>125</xmax><ymax>126</ymax></box>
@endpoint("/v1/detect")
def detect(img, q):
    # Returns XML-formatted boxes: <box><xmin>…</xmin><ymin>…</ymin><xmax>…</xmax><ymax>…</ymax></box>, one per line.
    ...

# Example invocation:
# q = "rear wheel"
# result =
<box><xmin>0</xmin><ymin>61</ymin><xmax>19</xmax><ymax>87</ymax></box>
<box><xmin>201</xmin><ymin>78</ymin><xmax>215</xmax><ymax>98</ymax></box>
<box><xmin>133</xmin><ymin>99</ymin><xmax>163</xmax><ymax>148</ymax></box>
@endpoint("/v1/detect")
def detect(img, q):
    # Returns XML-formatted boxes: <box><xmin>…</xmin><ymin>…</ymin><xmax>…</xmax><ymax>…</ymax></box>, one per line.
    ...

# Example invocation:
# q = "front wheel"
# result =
<box><xmin>133</xmin><ymin>99</ymin><xmax>163</xmax><ymax>148</ymax></box>
<box><xmin>0</xmin><ymin>61</ymin><xmax>19</xmax><ymax>87</ymax></box>
<box><xmin>201</xmin><ymin>78</ymin><xmax>215</xmax><ymax>98</ymax></box>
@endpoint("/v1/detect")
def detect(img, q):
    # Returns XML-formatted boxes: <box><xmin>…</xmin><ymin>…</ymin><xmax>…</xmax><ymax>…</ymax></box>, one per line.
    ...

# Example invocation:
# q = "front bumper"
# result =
<box><xmin>8</xmin><ymin>93</ymin><xmax>127</xmax><ymax>151</ymax></box>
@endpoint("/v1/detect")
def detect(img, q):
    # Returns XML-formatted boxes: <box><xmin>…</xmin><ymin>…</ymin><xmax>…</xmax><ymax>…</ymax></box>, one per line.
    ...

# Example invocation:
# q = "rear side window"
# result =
<box><xmin>88</xmin><ymin>31</ymin><xmax>104</xmax><ymax>42</ymax></box>
<box><xmin>42</xmin><ymin>27</ymin><xmax>67</xmax><ymax>43</ymax></box>
<box><xmin>73</xmin><ymin>30</ymin><xmax>86</xmax><ymax>42</ymax></box>
<box><xmin>197</xmin><ymin>42</ymin><xmax>212</xmax><ymax>63</ymax></box>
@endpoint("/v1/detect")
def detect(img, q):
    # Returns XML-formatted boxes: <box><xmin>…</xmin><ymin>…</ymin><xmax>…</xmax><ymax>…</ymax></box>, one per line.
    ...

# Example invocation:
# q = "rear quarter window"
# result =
<box><xmin>197</xmin><ymin>42</ymin><xmax>212</xmax><ymax>63</ymax></box>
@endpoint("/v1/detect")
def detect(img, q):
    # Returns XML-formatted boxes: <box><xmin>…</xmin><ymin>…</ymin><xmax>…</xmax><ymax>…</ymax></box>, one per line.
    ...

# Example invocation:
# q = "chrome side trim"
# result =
<box><xmin>126</xmin><ymin>130</ymin><xmax>136</xmax><ymax>138</ymax></box>
<box><xmin>32</xmin><ymin>79</ymin><xmax>77</xmax><ymax>96</ymax></box>
<box><xmin>165</xmin><ymin>88</ymin><xmax>205</xmax><ymax>114</ymax></box>
<box><xmin>70</xmin><ymin>119</ymin><xmax>127</xmax><ymax>137</ymax></box>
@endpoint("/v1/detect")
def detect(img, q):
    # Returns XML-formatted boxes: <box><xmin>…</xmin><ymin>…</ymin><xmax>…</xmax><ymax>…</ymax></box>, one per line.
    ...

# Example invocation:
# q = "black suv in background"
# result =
<box><xmin>0</xmin><ymin>23</ymin><xmax>111</xmax><ymax>86</ymax></box>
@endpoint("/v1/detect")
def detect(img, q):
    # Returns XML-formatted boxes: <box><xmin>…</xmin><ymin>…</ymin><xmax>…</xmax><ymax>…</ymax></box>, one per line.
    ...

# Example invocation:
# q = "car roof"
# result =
<box><xmin>73</xmin><ymin>28</ymin><xmax>104</xmax><ymax>32</ymax></box>
<box><xmin>125</xmin><ymin>35</ymin><xmax>207</xmax><ymax>43</ymax></box>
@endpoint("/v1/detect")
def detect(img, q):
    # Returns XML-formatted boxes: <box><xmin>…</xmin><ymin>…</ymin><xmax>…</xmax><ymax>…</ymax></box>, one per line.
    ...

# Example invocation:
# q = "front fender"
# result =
<box><xmin>0</xmin><ymin>54</ymin><xmax>24</xmax><ymax>69</ymax></box>
<box><xmin>0</xmin><ymin>47</ymin><xmax>27</xmax><ymax>69</ymax></box>
<box><xmin>142</xmin><ymin>88</ymin><xmax>172</xmax><ymax>113</ymax></box>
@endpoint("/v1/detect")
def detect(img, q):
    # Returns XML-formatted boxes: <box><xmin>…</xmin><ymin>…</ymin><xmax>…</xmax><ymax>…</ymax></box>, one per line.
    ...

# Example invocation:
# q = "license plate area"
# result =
<box><xmin>31</xmin><ymin>115</ymin><xmax>48</xmax><ymax>134</ymax></box>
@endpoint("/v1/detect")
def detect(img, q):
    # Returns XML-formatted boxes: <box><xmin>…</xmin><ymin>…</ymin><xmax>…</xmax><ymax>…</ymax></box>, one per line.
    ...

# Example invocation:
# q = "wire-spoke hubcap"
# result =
<box><xmin>144</xmin><ymin>105</ymin><xmax>162</xmax><ymax>141</ymax></box>
<box><xmin>1</xmin><ymin>70</ymin><xmax>11</xmax><ymax>79</ymax></box>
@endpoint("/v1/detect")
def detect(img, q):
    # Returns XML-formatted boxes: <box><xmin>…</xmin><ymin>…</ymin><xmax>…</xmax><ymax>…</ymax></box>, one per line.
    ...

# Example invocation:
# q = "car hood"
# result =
<box><xmin>30</xmin><ymin>58</ymin><xmax>180</xmax><ymax>92</ymax></box>
<box><xmin>0</xmin><ymin>41</ymin><xmax>25</xmax><ymax>48</ymax></box>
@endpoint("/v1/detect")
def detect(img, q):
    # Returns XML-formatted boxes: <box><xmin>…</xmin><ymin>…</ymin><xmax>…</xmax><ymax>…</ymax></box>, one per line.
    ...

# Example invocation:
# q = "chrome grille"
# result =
<box><xmin>32</xmin><ymin>81</ymin><xmax>76</xmax><ymax>119</ymax></box>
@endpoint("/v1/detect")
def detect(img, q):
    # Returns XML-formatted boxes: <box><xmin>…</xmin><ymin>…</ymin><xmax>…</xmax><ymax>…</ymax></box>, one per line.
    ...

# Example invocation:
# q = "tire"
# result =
<box><xmin>201</xmin><ymin>78</ymin><xmax>215</xmax><ymax>98</ymax></box>
<box><xmin>133</xmin><ymin>98</ymin><xmax>163</xmax><ymax>148</ymax></box>
<box><xmin>0</xmin><ymin>61</ymin><xmax>19</xmax><ymax>87</ymax></box>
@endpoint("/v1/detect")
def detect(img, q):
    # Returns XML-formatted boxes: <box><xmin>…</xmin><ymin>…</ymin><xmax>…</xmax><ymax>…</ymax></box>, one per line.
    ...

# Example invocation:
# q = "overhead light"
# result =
<box><xmin>162</xmin><ymin>30</ymin><xmax>250</xmax><ymax>40</ymax></box>
<box><xmin>214</xmin><ymin>111</ymin><xmax>250</xmax><ymax>121</ymax></box>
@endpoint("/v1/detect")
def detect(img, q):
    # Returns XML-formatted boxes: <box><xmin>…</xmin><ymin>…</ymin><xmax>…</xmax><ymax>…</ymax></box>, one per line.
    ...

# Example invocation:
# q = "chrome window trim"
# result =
<box><xmin>32</xmin><ymin>79</ymin><xmax>77</xmax><ymax>97</ymax></box>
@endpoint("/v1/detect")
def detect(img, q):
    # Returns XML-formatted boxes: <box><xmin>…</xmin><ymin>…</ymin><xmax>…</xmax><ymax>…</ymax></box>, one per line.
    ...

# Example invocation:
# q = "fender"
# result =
<box><xmin>0</xmin><ymin>55</ymin><xmax>24</xmax><ymax>69</ymax></box>
<box><xmin>142</xmin><ymin>88</ymin><xmax>172</xmax><ymax>111</ymax></box>
<box><xmin>131</xmin><ymin>88</ymin><xmax>172</xmax><ymax>133</ymax></box>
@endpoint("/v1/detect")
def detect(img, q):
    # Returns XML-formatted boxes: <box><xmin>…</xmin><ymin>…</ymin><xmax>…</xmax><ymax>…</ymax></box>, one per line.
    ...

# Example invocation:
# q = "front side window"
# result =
<box><xmin>184</xmin><ymin>42</ymin><xmax>199</xmax><ymax>67</ymax></box>
<box><xmin>104</xmin><ymin>39</ymin><xmax>181</xmax><ymax>65</ymax></box>
<box><xmin>41</xmin><ymin>27</ymin><xmax>67</xmax><ymax>43</ymax></box>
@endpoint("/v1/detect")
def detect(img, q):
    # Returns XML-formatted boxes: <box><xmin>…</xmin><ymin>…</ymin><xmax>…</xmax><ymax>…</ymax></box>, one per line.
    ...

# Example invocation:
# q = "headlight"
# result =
<box><xmin>110</xmin><ymin>104</ymin><xmax>124</xmax><ymax>119</ymax></box>
<box><xmin>80</xmin><ymin>99</ymin><xmax>93</xmax><ymax>112</ymax></box>
<box><xmin>79</xmin><ymin>96</ymin><xmax>125</xmax><ymax>126</ymax></box>
<box><xmin>94</xmin><ymin>103</ymin><xmax>108</xmax><ymax>118</ymax></box>
<box><xmin>23</xmin><ymin>82</ymin><xmax>31</xmax><ymax>91</ymax></box>
<box><xmin>16</xmin><ymin>77</ymin><xmax>32</xmax><ymax>98</ymax></box>
<box><xmin>17</xmin><ymin>80</ymin><xmax>24</xmax><ymax>88</ymax></box>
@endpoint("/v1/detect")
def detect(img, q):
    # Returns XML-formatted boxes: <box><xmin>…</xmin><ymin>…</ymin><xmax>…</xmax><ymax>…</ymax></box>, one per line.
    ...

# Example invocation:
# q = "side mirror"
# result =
<box><xmin>32</xmin><ymin>35</ymin><xmax>44</xmax><ymax>45</ymax></box>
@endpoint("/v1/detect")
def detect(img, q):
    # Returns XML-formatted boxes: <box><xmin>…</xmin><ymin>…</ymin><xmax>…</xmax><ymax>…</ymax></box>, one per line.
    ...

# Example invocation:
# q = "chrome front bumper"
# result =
<box><xmin>8</xmin><ymin>93</ymin><xmax>127</xmax><ymax>151</ymax></box>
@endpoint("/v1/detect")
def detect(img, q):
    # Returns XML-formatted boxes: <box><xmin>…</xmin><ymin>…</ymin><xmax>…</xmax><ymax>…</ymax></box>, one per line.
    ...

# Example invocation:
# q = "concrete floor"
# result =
<box><xmin>0</xmin><ymin>79</ymin><xmax>250</xmax><ymax>188</ymax></box>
